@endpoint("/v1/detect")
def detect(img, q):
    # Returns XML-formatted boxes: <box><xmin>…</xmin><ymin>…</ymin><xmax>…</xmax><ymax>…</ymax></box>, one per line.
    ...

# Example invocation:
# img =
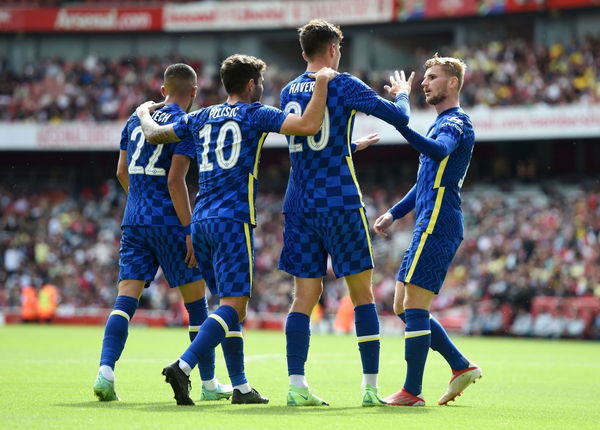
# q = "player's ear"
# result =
<box><xmin>191</xmin><ymin>85</ymin><xmax>198</xmax><ymax>100</ymax></box>
<box><xmin>301</xmin><ymin>51</ymin><xmax>309</xmax><ymax>63</ymax></box>
<box><xmin>160</xmin><ymin>85</ymin><xmax>166</xmax><ymax>97</ymax></box>
<box><xmin>449</xmin><ymin>76</ymin><xmax>459</xmax><ymax>90</ymax></box>
<box><xmin>247</xmin><ymin>78</ymin><xmax>255</xmax><ymax>93</ymax></box>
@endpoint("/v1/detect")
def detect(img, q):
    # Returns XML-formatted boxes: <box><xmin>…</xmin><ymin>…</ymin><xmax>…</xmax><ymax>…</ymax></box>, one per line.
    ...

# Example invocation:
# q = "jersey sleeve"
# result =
<box><xmin>249</xmin><ymin>105</ymin><xmax>288</xmax><ymax>133</ymax></box>
<box><xmin>172</xmin><ymin>112</ymin><xmax>194</xmax><ymax>141</ymax></box>
<box><xmin>341</xmin><ymin>74</ymin><xmax>379</xmax><ymax>114</ymax></box>
<box><xmin>119</xmin><ymin>122</ymin><xmax>129</xmax><ymax>150</ymax></box>
<box><xmin>173</xmin><ymin>135</ymin><xmax>196</xmax><ymax>159</ymax></box>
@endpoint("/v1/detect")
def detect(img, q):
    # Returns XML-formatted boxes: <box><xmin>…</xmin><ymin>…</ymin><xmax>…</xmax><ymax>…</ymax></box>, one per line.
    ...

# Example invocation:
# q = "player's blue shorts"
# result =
<box><xmin>192</xmin><ymin>219</ymin><xmax>254</xmax><ymax>298</ymax></box>
<box><xmin>119</xmin><ymin>225</ymin><xmax>202</xmax><ymax>288</ymax></box>
<box><xmin>397</xmin><ymin>230</ymin><xmax>462</xmax><ymax>294</ymax></box>
<box><xmin>278</xmin><ymin>208</ymin><xmax>374</xmax><ymax>278</ymax></box>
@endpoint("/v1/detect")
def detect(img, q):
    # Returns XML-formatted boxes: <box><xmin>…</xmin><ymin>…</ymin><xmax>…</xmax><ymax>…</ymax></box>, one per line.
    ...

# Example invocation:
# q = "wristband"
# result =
<box><xmin>183</xmin><ymin>224</ymin><xmax>191</xmax><ymax>235</ymax></box>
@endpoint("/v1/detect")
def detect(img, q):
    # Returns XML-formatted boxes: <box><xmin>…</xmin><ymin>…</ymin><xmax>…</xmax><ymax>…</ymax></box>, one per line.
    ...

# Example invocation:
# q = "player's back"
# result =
<box><xmin>280</xmin><ymin>72</ymin><xmax>379</xmax><ymax>213</ymax></box>
<box><xmin>414</xmin><ymin>107</ymin><xmax>475</xmax><ymax>238</ymax></box>
<box><xmin>180</xmin><ymin>102</ymin><xmax>285</xmax><ymax>225</ymax></box>
<box><xmin>121</xmin><ymin>104</ymin><xmax>190</xmax><ymax>227</ymax></box>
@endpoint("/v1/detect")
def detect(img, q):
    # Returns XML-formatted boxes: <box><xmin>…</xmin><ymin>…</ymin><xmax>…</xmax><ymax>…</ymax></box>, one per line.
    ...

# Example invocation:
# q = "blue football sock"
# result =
<box><xmin>354</xmin><ymin>303</ymin><xmax>380</xmax><ymax>375</ymax></box>
<box><xmin>180</xmin><ymin>305</ymin><xmax>238</xmax><ymax>369</ymax></box>
<box><xmin>398</xmin><ymin>312</ymin><xmax>469</xmax><ymax>371</ymax></box>
<box><xmin>185</xmin><ymin>298</ymin><xmax>216</xmax><ymax>381</ymax></box>
<box><xmin>403</xmin><ymin>308</ymin><xmax>431</xmax><ymax>396</ymax></box>
<box><xmin>221</xmin><ymin>323</ymin><xmax>247</xmax><ymax>386</ymax></box>
<box><xmin>100</xmin><ymin>295</ymin><xmax>138</xmax><ymax>369</ymax></box>
<box><xmin>286</xmin><ymin>312</ymin><xmax>310</xmax><ymax>376</ymax></box>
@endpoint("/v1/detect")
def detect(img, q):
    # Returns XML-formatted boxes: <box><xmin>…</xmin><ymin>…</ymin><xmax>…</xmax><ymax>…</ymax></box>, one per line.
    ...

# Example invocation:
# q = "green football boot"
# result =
<box><xmin>361</xmin><ymin>384</ymin><xmax>388</xmax><ymax>407</ymax></box>
<box><xmin>287</xmin><ymin>385</ymin><xmax>329</xmax><ymax>406</ymax></box>
<box><xmin>93</xmin><ymin>373</ymin><xmax>119</xmax><ymax>402</ymax></box>
<box><xmin>200</xmin><ymin>381</ymin><xmax>233</xmax><ymax>401</ymax></box>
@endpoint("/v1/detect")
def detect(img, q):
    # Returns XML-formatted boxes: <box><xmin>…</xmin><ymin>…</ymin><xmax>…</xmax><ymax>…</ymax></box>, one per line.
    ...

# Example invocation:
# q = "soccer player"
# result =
<box><xmin>93</xmin><ymin>63</ymin><xmax>231</xmax><ymax>402</ymax></box>
<box><xmin>278</xmin><ymin>19</ymin><xmax>411</xmax><ymax>407</ymax></box>
<box><xmin>135</xmin><ymin>54</ymin><xmax>338</xmax><ymax>405</ymax></box>
<box><xmin>373</xmin><ymin>56</ymin><xmax>482</xmax><ymax>406</ymax></box>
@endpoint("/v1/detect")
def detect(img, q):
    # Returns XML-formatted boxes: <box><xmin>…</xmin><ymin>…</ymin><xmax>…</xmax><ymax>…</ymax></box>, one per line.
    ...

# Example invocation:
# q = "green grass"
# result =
<box><xmin>1</xmin><ymin>325</ymin><xmax>599</xmax><ymax>429</ymax></box>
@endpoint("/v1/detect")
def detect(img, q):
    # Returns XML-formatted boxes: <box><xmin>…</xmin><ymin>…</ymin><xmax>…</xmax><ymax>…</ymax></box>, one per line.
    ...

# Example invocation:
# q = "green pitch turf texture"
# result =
<box><xmin>1</xmin><ymin>325</ymin><xmax>599</xmax><ymax>429</ymax></box>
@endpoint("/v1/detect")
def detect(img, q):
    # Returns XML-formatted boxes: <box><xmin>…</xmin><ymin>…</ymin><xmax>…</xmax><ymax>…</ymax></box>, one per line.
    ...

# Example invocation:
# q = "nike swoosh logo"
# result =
<box><xmin>297</xmin><ymin>393</ymin><xmax>308</xmax><ymax>400</ymax></box>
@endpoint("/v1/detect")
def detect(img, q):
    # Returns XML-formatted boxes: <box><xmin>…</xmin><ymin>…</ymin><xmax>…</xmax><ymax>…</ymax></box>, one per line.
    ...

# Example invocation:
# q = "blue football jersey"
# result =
<box><xmin>173</xmin><ymin>102</ymin><xmax>287</xmax><ymax>226</ymax></box>
<box><xmin>280</xmin><ymin>73</ymin><xmax>379</xmax><ymax>213</ymax></box>
<box><xmin>120</xmin><ymin>104</ymin><xmax>196</xmax><ymax>227</ymax></box>
<box><xmin>414</xmin><ymin>107</ymin><xmax>475</xmax><ymax>238</ymax></box>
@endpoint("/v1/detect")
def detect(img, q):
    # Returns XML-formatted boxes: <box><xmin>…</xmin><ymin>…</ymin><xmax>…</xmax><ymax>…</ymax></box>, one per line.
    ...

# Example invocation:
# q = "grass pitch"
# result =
<box><xmin>1</xmin><ymin>325</ymin><xmax>599</xmax><ymax>430</ymax></box>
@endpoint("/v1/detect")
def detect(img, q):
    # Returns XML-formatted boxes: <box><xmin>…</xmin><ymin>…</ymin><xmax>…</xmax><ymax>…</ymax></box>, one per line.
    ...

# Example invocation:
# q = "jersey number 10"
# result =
<box><xmin>197</xmin><ymin>121</ymin><xmax>242</xmax><ymax>172</ymax></box>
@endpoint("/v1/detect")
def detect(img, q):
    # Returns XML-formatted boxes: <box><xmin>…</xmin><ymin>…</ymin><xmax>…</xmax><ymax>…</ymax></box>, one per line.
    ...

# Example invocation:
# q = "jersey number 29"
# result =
<box><xmin>284</xmin><ymin>102</ymin><xmax>330</xmax><ymax>153</ymax></box>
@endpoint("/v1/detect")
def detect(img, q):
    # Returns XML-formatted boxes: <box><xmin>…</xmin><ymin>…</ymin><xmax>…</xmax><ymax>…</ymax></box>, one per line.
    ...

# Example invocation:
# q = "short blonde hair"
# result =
<box><xmin>424</xmin><ymin>53</ymin><xmax>467</xmax><ymax>91</ymax></box>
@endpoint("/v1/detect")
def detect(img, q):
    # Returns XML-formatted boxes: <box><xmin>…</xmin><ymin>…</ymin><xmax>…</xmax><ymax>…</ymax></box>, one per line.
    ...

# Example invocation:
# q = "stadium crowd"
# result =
<box><xmin>1</xmin><ymin>35</ymin><xmax>599</xmax><ymax>122</ymax></box>
<box><xmin>1</xmin><ymin>178</ymin><xmax>599</xmax><ymax>339</ymax></box>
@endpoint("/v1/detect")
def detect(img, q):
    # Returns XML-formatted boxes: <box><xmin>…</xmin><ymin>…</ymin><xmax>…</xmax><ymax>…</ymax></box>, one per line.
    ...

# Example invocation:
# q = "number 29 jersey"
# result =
<box><xmin>280</xmin><ymin>72</ymin><xmax>380</xmax><ymax>214</ymax></box>
<box><xmin>172</xmin><ymin>102</ymin><xmax>287</xmax><ymax>226</ymax></box>
<box><xmin>120</xmin><ymin>104</ymin><xmax>196</xmax><ymax>227</ymax></box>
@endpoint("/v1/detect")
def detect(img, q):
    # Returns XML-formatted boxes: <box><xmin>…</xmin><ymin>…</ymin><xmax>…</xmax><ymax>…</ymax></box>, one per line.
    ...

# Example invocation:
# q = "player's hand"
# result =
<box><xmin>354</xmin><ymin>133</ymin><xmax>380</xmax><ymax>151</ymax></box>
<box><xmin>309</xmin><ymin>67</ymin><xmax>339</xmax><ymax>82</ymax></box>
<box><xmin>136</xmin><ymin>100</ymin><xmax>165</xmax><ymax>117</ymax></box>
<box><xmin>384</xmin><ymin>70</ymin><xmax>415</xmax><ymax>98</ymax></box>
<box><xmin>373</xmin><ymin>212</ymin><xmax>394</xmax><ymax>237</ymax></box>
<box><xmin>184</xmin><ymin>234</ymin><xmax>197</xmax><ymax>268</ymax></box>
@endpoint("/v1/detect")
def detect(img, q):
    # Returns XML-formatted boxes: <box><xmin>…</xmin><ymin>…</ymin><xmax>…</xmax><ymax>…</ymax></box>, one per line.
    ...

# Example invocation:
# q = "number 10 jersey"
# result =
<box><xmin>173</xmin><ymin>102</ymin><xmax>287</xmax><ymax>226</ymax></box>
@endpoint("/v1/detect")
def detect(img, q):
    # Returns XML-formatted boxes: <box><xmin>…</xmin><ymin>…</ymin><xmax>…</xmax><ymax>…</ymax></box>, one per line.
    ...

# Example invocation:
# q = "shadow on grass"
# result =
<box><xmin>58</xmin><ymin>401</ymin><xmax>435</xmax><ymax>414</ymax></box>
<box><xmin>217</xmin><ymin>405</ymin><xmax>431</xmax><ymax>415</ymax></box>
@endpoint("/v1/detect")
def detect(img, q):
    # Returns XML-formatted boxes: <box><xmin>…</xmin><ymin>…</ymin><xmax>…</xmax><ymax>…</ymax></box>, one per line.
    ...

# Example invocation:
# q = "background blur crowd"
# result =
<box><xmin>1</xmin><ymin>35</ymin><xmax>599</xmax><ymax>122</ymax></box>
<box><xmin>1</xmin><ymin>178</ymin><xmax>599</xmax><ymax>338</ymax></box>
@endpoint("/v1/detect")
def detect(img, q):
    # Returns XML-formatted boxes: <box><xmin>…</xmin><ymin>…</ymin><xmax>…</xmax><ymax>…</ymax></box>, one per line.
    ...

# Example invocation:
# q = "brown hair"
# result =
<box><xmin>220</xmin><ymin>54</ymin><xmax>267</xmax><ymax>95</ymax></box>
<box><xmin>163</xmin><ymin>63</ymin><xmax>197</xmax><ymax>95</ymax></box>
<box><xmin>424</xmin><ymin>53</ymin><xmax>467</xmax><ymax>91</ymax></box>
<box><xmin>298</xmin><ymin>19</ymin><xmax>343</xmax><ymax>59</ymax></box>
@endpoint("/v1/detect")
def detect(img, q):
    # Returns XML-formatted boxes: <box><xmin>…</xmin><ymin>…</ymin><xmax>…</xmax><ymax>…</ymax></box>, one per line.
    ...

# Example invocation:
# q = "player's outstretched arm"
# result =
<box><xmin>116</xmin><ymin>149</ymin><xmax>129</xmax><ymax>193</ymax></box>
<box><xmin>280</xmin><ymin>67</ymin><xmax>338</xmax><ymax>136</ymax></box>
<box><xmin>399</xmin><ymin>126</ymin><xmax>460</xmax><ymax>161</ymax></box>
<box><xmin>136</xmin><ymin>101</ymin><xmax>181</xmax><ymax>145</ymax></box>
<box><xmin>361</xmin><ymin>69</ymin><xmax>414</xmax><ymax>129</ymax></box>
<box><xmin>168</xmin><ymin>154</ymin><xmax>196</xmax><ymax>268</ymax></box>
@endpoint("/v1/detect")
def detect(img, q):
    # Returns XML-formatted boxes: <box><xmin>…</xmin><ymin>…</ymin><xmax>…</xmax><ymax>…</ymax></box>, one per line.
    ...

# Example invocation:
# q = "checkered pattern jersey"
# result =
<box><xmin>280</xmin><ymin>73</ymin><xmax>379</xmax><ymax>213</ymax></box>
<box><xmin>120</xmin><ymin>104</ymin><xmax>195</xmax><ymax>227</ymax></box>
<box><xmin>173</xmin><ymin>102</ymin><xmax>287</xmax><ymax>226</ymax></box>
<box><xmin>414</xmin><ymin>107</ymin><xmax>475</xmax><ymax>239</ymax></box>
